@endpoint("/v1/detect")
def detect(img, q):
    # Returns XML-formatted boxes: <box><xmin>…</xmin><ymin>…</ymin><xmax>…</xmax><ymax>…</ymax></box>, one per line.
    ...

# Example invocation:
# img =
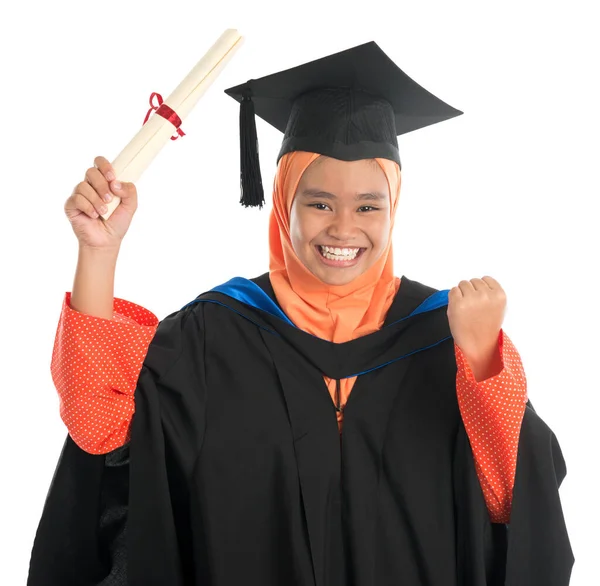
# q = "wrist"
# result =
<box><xmin>78</xmin><ymin>244</ymin><xmax>121</xmax><ymax>261</ymax></box>
<box><xmin>463</xmin><ymin>342</ymin><xmax>503</xmax><ymax>382</ymax></box>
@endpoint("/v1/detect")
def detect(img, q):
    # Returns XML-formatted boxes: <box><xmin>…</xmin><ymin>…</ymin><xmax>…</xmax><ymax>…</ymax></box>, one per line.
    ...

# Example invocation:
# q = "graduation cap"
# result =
<box><xmin>225</xmin><ymin>41</ymin><xmax>463</xmax><ymax>208</ymax></box>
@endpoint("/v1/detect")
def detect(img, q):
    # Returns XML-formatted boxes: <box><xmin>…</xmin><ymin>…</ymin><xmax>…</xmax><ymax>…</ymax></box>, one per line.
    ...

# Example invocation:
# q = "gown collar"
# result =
<box><xmin>182</xmin><ymin>273</ymin><xmax>453</xmax><ymax>380</ymax></box>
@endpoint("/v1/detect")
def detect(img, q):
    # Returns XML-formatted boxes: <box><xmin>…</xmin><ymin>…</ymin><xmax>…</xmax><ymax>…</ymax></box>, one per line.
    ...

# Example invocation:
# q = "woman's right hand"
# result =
<box><xmin>64</xmin><ymin>156</ymin><xmax>138</xmax><ymax>251</ymax></box>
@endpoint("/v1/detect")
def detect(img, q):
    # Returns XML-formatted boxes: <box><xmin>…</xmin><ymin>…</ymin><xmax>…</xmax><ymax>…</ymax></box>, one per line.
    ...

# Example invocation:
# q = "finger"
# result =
<box><xmin>85</xmin><ymin>167</ymin><xmax>113</xmax><ymax>204</ymax></box>
<box><xmin>110</xmin><ymin>180</ymin><xmax>138</xmax><ymax>211</ymax></box>
<box><xmin>111</xmin><ymin>179</ymin><xmax>135</xmax><ymax>199</ymax></box>
<box><xmin>481</xmin><ymin>276</ymin><xmax>502</xmax><ymax>290</ymax></box>
<box><xmin>71</xmin><ymin>181</ymin><xmax>109</xmax><ymax>217</ymax></box>
<box><xmin>66</xmin><ymin>192</ymin><xmax>101</xmax><ymax>219</ymax></box>
<box><xmin>458</xmin><ymin>279</ymin><xmax>475</xmax><ymax>295</ymax></box>
<box><xmin>469</xmin><ymin>278</ymin><xmax>490</xmax><ymax>291</ymax></box>
<box><xmin>94</xmin><ymin>156</ymin><xmax>116</xmax><ymax>183</ymax></box>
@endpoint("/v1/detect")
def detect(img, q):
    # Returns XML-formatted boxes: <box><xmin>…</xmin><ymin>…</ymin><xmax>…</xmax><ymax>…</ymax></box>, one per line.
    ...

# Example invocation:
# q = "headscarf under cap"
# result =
<box><xmin>268</xmin><ymin>151</ymin><xmax>402</xmax><ymax>430</ymax></box>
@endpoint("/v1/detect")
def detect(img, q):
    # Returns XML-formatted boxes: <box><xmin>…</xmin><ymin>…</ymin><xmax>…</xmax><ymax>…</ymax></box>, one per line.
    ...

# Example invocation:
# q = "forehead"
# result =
<box><xmin>299</xmin><ymin>156</ymin><xmax>388</xmax><ymax>189</ymax></box>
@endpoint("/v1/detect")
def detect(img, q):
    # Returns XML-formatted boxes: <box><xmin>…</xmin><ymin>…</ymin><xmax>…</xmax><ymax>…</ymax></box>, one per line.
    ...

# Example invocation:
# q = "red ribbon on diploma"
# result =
<box><xmin>142</xmin><ymin>92</ymin><xmax>186</xmax><ymax>141</ymax></box>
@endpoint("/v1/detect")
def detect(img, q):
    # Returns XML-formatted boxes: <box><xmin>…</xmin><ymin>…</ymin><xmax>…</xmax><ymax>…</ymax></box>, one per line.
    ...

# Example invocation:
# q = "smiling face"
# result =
<box><xmin>289</xmin><ymin>156</ymin><xmax>393</xmax><ymax>286</ymax></box>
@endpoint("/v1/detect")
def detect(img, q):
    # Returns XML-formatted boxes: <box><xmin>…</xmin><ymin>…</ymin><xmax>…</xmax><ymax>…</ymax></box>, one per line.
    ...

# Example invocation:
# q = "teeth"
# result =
<box><xmin>319</xmin><ymin>245</ymin><xmax>360</xmax><ymax>260</ymax></box>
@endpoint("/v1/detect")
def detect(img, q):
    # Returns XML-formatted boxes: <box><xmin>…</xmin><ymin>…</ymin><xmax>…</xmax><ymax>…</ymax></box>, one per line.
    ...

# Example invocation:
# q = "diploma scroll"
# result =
<box><xmin>101</xmin><ymin>29</ymin><xmax>244</xmax><ymax>220</ymax></box>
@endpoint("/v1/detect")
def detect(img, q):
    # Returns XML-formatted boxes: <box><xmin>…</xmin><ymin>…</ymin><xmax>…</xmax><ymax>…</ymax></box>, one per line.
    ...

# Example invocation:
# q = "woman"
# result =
<box><xmin>28</xmin><ymin>42</ymin><xmax>574</xmax><ymax>585</ymax></box>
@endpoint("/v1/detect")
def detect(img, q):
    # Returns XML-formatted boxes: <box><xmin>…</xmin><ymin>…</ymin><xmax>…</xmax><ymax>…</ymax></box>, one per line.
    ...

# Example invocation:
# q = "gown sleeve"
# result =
<box><xmin>29</xmin><ymin>300</ymin><xmax>200</xmax><ymax>586</ymax></box>
<box><xmin>454</xmin><ymin>329</ymin><xmax>528</xmax><ymax>524</ymax></box>
<box><xmin>50</xmin><ymin>292</ymin><xmax>159</xmax><ymax>454</ymax></box>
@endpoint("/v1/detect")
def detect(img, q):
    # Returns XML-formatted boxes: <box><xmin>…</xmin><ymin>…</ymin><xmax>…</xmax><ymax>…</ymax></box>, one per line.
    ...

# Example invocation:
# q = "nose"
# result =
<box><xmin>327</xmin><ymin>208</ymin><xmax>358</xmax><ymax>241</ymax></box>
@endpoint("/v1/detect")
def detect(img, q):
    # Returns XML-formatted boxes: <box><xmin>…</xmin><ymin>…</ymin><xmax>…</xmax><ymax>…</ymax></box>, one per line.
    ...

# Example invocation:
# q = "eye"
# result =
<box><xmin>357</xmin><ymin>205</ymin><xmax>379</xmax><ymax>212</ymax></box>
<box><xmin>308</xmin><ymin>203</ymin><xmax>331</xmax><ymax>211</ymax></box>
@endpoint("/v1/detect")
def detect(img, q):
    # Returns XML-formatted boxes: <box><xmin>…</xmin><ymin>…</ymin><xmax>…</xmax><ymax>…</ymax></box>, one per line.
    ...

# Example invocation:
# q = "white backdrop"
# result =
<box><xmin>1</xmin><ymin>0</ymin><xmax>597</xmax><ymax>583</ymax></box>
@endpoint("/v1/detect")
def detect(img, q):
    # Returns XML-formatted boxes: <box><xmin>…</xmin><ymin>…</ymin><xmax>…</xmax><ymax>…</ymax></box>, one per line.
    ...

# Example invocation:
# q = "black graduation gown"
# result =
<box><xmin>27</xmin><ymin>273</ymin><xmax>574</xmax><ymax>586</ymax></box>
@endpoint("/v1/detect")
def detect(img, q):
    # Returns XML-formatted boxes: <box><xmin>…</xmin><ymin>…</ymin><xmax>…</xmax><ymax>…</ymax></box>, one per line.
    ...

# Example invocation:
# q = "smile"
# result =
<box><xmin>316</xmin><ymin>245</ymin><xmax>366</xmax><ymax>266</ymax></box>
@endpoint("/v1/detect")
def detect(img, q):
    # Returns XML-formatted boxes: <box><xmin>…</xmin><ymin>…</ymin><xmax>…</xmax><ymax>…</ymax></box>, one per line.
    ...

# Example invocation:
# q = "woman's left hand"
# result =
<box><xmin>447</xmin><ymin>276</ymin><xmax>507</xmax><ymax>363</ymax></box>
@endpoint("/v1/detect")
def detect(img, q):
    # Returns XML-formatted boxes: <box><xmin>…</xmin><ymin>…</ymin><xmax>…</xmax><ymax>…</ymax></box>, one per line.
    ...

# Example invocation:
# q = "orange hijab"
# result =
<box><xmin>268</xmin><ymin>151</ymin><xmax>402</xmax><ymax>429</ymax></box>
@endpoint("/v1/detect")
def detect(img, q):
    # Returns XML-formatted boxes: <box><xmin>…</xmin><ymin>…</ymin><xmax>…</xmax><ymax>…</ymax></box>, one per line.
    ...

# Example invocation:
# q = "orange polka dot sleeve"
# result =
<box><xmin>454</xmin><ymin>329</ymin><xmax>528</xmax><ymax>524</ymax></box>
<box><xmin>50</xmin><ymin>292</ymin><xmax>159</xmax><ymax>454</ymax></box>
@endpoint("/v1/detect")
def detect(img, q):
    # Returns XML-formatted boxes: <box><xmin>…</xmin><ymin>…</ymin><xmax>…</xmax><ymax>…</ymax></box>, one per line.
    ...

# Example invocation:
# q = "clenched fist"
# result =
<box><xmin>447</xmin><ymin>276</ymin><xmax>507</xmax><ymax>371</ymax></box>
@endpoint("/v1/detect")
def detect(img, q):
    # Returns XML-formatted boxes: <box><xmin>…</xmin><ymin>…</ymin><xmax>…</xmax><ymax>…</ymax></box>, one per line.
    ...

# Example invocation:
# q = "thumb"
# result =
<box><xmin>111</xmin><ymin>180</ymin><xmax>138</xmax><ymax>209</ymax></box>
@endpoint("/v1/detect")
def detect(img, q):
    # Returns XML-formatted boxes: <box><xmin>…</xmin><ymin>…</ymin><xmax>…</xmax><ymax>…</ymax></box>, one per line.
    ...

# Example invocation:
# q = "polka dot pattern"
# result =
<box><xmin>454</xmin><ymin>329</ymin><xmax>528</xmax><ymax>524</ymax></box>
<box><xmin>51</xmin><ymin>293</ymin><xmax>527</xmax><ymax>525</ymax></box>
<box><xmin>50</xmin><ymin>292</ymin><xmax>159</xmax><ymax>454</ymax></box>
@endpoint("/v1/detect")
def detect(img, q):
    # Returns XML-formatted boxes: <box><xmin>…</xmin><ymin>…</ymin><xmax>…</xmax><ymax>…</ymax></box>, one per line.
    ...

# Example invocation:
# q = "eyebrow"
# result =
<box><xmin>300</xmin><ymin>189</ymin><xmax>387</xmax><ymax>201</ymax></box>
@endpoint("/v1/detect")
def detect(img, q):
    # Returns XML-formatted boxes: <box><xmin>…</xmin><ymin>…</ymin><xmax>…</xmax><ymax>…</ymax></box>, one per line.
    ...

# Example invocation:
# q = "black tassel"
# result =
<box><xmin>239</xmin><ymin>94</ymin><xmax>264</xmax><ymax>208</ymax></box>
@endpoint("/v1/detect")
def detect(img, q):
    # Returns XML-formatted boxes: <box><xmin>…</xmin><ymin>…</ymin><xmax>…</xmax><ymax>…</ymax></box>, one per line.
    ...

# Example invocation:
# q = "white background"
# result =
<box><xmin>1</xmin><ymin>0</ymin><xmax>597</xmax><ymax>583</ymax></box>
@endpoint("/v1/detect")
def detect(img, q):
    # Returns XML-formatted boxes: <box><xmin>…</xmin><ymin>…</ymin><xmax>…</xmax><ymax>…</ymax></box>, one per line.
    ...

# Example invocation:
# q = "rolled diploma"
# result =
<box><xmin>101</xmin><ymin>28</ymin><xmax>244</xmax><ymax>220</ymax></box>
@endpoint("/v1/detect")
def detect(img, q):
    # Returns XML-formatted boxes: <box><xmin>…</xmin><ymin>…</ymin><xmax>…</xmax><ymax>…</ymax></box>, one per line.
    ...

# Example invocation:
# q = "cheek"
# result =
<box><xmin>290</xmin><ymin>206</ymin><xmax>320</xmax><ymax>250</ymax></box>
<box><xmin>369</xmin><ymin>215</ymin><xmax>391</xmax><ymax>250</ymax></box>
<box><xmin>289</xmin><ymin>206</ymin><xmax>302</xmax><ymax>250</ymax></box>
<box><xmin>289</xmin><ymin>206</ymin><xmax>311</xmax><ymax>256</ymax></box>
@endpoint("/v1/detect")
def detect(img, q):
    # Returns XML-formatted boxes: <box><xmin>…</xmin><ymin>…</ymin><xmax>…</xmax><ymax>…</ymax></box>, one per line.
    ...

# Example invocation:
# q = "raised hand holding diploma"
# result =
<box><xmin>64</xmin><ymin>156</ymin><xmax>136</xmax><ymax>252</ymax></box>
<box><xmin>100</xmin><ymin>28</ymin><xmax>244</xmax><ymax>221</ymax></box>
<box><xmin>447</xmin><ymin>276</ymin><xmax>507</xmax><ymax>381</ymax></box>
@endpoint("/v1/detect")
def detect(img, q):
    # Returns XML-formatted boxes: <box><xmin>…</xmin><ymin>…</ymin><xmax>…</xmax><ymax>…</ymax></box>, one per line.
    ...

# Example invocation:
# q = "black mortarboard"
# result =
<box><xmin>225</xmin><ymin>41</ymin><xmax>463</xmax><ymax>208</ymax></box>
